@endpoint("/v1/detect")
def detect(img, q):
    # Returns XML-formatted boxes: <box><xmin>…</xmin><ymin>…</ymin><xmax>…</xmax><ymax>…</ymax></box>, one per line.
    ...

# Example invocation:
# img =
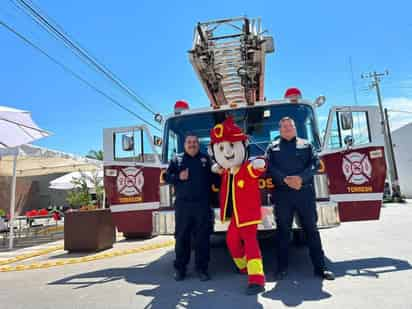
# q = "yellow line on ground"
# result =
<box><xmin>0</xmin><ymin>245</ymin><xmax>64</xmax><ymax>266</ymax></box>
<box><xmin>0</xmin><ymin>240</ymin><xmax>175</xmax><ymax>272</ymax></box>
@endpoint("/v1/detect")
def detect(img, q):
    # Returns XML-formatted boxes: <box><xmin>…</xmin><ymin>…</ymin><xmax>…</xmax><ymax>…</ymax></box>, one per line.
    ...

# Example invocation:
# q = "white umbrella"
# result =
<box><xmin>0</xmin><ymin>106</ymin><xmax>50</xmax><ymax>249</ymax></box>
<box><xmin>0</xmin><ymin>106</ymin><xmax>49</xmax><ymax>149</ymax></box>
<box><xmin>49</xmin><ymin>170</ymin><xmax>103</xmax><ymax>193</ymax></box>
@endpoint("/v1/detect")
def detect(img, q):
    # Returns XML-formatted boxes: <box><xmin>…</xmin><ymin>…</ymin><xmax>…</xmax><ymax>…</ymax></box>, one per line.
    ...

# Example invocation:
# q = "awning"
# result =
<box><xmin>0</xmin><ymin>144</ymin><xmax>101</xmax><ymax>177</ymax></box>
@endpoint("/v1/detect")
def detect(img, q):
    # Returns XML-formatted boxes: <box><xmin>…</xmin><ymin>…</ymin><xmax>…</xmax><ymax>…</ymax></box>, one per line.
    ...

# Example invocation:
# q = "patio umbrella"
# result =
<box><xmin>0</xmin><ymin>106</ymin><xmax>49</xmax><ymax>149</ymax></box>
<box><xmin>0</xmin><ymin>106</ymin><xmax>50</xmax><ymax>249</ymax></box>
<box><xmin>49</xmin><ymin>170</ymin><xmax>103</xmax><ymax>193</ymax></box>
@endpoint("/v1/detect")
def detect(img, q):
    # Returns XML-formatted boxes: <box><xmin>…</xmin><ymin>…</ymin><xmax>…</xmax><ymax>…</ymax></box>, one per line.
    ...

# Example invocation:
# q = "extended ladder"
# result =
<box><xmin>189</xmin><ymin>17</ymin><xmax>274</xmax><ymax>107</ymax></box>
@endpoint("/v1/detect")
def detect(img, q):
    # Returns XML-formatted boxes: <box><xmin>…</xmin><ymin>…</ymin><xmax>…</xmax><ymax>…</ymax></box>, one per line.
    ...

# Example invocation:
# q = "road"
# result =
<box><xmin>0</xmin><ymin>205</ymin><xmax>411</xmax><ymax>309</ymax></box>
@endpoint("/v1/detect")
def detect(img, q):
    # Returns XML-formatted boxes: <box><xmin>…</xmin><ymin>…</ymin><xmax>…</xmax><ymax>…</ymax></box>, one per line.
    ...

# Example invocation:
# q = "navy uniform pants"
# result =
<box><xmin>174</xmin><ymin>201</ymin><xmax>212</xmax><ymax>273</ymax></box>
<box><xmin>274</xmin><ymin>185</ymin><xmax>325</xmax><ymax>272</ymax></box>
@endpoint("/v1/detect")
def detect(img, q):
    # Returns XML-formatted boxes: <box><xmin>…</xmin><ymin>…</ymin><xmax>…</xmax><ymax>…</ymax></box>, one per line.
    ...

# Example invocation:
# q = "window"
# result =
<box><xmin>114</xmin><ymin>128</ymin><xmax>159</xmax><ymax>163</ymax></box>
<box><xmin>163</xmin><ymin>103</ymin><xmax>321</xmax><ymax>163</ymax></box>
<box><xmin>326</xmin><ymin>110</ymin><xmax>371</xmax><ymax>150</ymax></box>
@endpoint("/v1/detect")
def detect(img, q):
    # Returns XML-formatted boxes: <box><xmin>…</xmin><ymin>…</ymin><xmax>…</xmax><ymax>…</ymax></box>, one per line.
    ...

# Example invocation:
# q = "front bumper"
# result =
<box><xmin>152</xmin><ymin>201</ymin><xmax>340</xmax><ymax>235</ymax></box>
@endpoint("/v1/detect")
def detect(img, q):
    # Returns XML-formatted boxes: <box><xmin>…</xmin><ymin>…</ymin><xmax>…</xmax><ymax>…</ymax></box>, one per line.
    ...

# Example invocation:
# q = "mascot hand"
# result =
<box><xmin>252</xmin><ymin>158</ymin><xmax>266</xmax><ymax>170</ymax></box>
<box><xmin>211</xmin><ymin>163</ymin><xmax>224</xmax><ymax>175</ymax></box>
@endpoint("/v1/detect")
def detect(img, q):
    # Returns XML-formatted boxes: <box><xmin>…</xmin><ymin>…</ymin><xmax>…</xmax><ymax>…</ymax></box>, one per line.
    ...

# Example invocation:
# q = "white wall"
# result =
<box><xmin>392</xmin><ymin>123</ymin><xmax>412</xmax><ymax>198</ymax></box>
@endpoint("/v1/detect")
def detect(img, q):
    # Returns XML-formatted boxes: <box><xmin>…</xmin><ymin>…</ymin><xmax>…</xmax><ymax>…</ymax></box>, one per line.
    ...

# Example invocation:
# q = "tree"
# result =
<box><xmin>86</xmin><ymin>150</ymin><xmax>103</xmax><ymax>161</ymax></box>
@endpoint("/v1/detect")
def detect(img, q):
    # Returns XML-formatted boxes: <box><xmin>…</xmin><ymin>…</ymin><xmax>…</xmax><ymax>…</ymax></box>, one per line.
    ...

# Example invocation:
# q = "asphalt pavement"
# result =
<box><xmin>0</xmin><ymin>204</ymin><xmax>411</xmax><ymax>309</ymax></box>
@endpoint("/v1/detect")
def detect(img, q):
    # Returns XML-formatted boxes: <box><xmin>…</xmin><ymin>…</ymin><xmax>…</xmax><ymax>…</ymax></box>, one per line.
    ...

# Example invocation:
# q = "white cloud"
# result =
<box><xmin>382</xmin><ymin>97</ymin><xmax>412</xmax><ymax>131</ymax></box>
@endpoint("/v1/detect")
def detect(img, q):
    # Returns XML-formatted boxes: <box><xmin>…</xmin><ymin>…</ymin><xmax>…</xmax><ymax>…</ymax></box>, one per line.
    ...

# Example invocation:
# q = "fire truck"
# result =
<box><xmin>103</xmin><ymin>17</ymin><xmax>386</xmax><ymax>238</ymax></box>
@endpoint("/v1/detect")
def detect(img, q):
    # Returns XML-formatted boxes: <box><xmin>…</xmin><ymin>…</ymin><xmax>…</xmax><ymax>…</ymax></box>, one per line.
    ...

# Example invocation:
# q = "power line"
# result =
<box><xmin>0</xmin><ymin>19</ymin><xmax>161</xmax><ymax>131</ymax></box>
<box><xmin>12</xmin><ymin>0</ymin><xmax>158</xmax><ymax>116</ymax></box>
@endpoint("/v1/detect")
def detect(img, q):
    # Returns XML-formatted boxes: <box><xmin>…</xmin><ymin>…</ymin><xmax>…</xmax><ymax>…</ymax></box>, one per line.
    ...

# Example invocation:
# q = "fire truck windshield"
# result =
<box><xmin>163</xmin><ymin>103</ymin><xmax>320</xmax><ymax>163</ymax></box>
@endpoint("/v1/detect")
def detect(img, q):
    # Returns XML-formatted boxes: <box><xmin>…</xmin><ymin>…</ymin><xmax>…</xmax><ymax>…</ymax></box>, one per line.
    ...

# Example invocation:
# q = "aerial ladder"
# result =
<box><xmin>189</xmin><ymin>16</ymin><xmax>275</xmax><ymax>107</ymax></box>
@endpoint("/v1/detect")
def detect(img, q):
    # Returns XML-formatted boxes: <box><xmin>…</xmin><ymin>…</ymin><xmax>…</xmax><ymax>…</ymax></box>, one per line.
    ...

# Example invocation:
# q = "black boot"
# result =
<box><xmin>174</xmin><ymin>270</ymin><xmax>186</xmax><ymax>281</ymax></box>
<box><xmin>197</xmin><ymin>270</ymin><xmax>211</xmax><ymax>281</ymax></box>
<box><xmin>314</xmin><ymin>269</ymin><xmax>335</xmax><ymax>280</ymax></box>
<box><xmin>245</xmin><ymin>284</ymin><xmax>265</xmax><ymax>295</ymax></box>
<box><xmin>274</xmin><ymin>269</ymin><xmax>288</xmax><ymax>280</ymax></box>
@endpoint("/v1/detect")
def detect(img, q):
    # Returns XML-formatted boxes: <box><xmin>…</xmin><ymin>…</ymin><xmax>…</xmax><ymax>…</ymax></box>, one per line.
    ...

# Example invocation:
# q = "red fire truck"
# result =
<box><xmin>103</xmin><ymin>17</ymin><xmax>386</xmax><ymax>238</ymax></box>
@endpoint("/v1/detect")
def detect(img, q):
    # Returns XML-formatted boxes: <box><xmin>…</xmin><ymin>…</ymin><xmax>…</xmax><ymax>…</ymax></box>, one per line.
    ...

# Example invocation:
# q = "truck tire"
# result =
<box><xmin>123</xmin><ymin>232</ymin><xmax>153</xmax><ymax>240</ymax></box>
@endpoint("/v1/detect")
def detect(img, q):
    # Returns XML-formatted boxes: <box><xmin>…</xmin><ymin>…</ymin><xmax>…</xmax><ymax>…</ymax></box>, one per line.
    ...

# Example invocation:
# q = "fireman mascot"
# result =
<box><xmin>210</xmin><ymin>117</ymin><xmax>266</xmax><ymax>295</ymax></box>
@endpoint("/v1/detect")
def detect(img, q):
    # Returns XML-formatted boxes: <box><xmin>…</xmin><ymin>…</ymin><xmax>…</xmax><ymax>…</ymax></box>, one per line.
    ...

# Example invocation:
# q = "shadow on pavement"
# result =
<box><xmin>49</xmin><ymin>247</ymin><xmax>264</xmax><ymax>309</ymax></box>
<box><xmin>261</xmin><ymin>243</ymin><xmax>412</xmax><ymax>307</ymax></box>
<box><xmin>48</xmin><ymin>236</ymin><xmax>412</xmax><ymax>308</ymax></box>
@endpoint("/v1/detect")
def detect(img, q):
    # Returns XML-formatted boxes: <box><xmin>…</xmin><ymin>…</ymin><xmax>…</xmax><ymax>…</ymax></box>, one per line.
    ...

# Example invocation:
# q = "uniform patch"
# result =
<box><xmin>237</xmin><ymin>179</ymin><xmax>245</xmax><ymax>188</ymax></box>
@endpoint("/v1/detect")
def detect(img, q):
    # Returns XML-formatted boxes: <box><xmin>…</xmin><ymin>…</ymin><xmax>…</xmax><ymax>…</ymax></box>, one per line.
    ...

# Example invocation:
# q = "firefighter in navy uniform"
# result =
<box><xmin>266</xmin><ymin>115</ymin><xmax>335</xmax><ymax>281</ymax></box>
<box><xmin>164</xmin><ymin>133</ymin><xmax>213</xmax><ymax>282</ymax></box>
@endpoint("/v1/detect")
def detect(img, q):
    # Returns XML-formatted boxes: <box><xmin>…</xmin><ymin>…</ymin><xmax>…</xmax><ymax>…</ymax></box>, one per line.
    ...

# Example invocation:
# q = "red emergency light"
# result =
<box><xmin>174</xmin><ymin>100</ymin><xmax>189</xmax><ymax>114</ymax></box>
<box><xmin>284</xmin><ymin>87</ymin><xmax>302</xmax><ymax>103</ymax></box>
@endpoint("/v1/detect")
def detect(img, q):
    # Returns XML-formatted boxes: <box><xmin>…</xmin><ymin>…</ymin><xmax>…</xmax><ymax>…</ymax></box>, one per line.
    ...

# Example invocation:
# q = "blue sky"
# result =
<box><xmin>1</xmin><ymin>0</ymin><xmax>412</xmax><ymax>155</ymax></box>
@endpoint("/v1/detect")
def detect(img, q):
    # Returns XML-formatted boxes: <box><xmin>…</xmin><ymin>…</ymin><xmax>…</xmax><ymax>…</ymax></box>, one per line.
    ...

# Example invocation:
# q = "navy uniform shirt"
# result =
<box><xmin>265</xmin><ymin>136</ymin><xmax>320</xmax><ymax>190</ymax></box>
<box><xmin>164</xmin><ymin>152</ymin><xmax>212</xmax><ymax>205</ymax></box>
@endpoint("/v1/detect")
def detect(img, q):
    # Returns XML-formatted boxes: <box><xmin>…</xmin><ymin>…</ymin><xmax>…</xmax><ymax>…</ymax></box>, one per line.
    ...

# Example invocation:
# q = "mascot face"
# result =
<box><xmin>213</xmin><ymin>140</ymin><xmax>246</xmax><ymax>169</ymax></box>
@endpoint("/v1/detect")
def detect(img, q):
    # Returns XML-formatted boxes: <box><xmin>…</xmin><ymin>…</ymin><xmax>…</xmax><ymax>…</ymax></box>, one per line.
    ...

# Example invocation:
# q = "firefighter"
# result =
<box><xmin>164</xmin><ymin>133</ymin><xmax>212</xmax><ymax>282</ymax></box>
<box><xmin>265</xmin><ymin>115</ymin><xmax>335</xmax><ymax>281</ymax></box>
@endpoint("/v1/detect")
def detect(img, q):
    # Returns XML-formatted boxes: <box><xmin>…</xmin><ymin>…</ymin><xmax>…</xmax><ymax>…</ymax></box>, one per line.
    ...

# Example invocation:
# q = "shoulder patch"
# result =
<box><xmin>296</xmin><ymin>138</ymin><xmax>310</xmax><ymax>149</ymax></box>
<box><xmin>269</xmin><ymin>140</ymin><xmax>281</xmax><ymax>151</ymax></box>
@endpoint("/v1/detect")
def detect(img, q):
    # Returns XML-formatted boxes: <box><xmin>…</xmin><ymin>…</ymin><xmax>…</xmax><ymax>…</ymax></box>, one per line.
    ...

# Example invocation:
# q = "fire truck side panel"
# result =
<box><xmin>322</xmin><ymin>146</ymin><xmax>386</xmax><ymax>221</ymax></box>
<box><xmin>104</xmin><ymin>165</ymin><xmax>162</xmax><ymax>235</ymax></box>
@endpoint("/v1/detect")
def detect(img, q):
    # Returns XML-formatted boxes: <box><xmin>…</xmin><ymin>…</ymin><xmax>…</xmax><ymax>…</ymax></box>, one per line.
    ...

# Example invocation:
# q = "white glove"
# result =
<box><xmin>211</xmin><ymin>163</ymin><xmax>224</xmax><ymax>175</ymax></box>
<box><xmin>252</xmin><ymin>158</ymin><xmax>266</xmax><ymax>170</ymax></box>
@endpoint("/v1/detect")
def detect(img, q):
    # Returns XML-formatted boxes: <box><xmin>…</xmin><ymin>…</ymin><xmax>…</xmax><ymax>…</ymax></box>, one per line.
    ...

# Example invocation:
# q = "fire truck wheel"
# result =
<box><xmin>292</xmin><ymin>230</ymin><xmax>307</xmax><ymax>247</ymax></box>
<box><xmin>123</xmin><ymin>232</ymin><xmax>153</xmax><ymax>240</ymax></box>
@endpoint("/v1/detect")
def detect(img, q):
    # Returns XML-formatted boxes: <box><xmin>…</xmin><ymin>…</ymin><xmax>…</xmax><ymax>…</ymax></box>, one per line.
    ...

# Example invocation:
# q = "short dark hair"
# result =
<box><xmin>184</xmin><ymin>132</ymin><xmax>199</xmax><ymax>142</ymax></box>
<box><xmin>279</xmin><ymin>117</ymin><xmax>296</xmax><ymax>127</ymax></box>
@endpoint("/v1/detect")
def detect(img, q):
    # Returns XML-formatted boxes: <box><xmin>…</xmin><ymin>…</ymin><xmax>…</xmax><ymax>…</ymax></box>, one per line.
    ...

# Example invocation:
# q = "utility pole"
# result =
<box><xmin>361</xmin><ymin>70</ymin><xmax>402</xmax><ymax>200</ymax></box>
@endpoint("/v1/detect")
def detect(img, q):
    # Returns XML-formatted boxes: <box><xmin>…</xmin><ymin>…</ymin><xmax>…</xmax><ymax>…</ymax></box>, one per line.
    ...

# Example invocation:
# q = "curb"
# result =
<box><xmin>0</xmin><ymin>245</ymin><xmax>64</xmax><ymax>266</ymax></box>
<box><xmin>0</xmin><ymin>240</ymin><xmax>174</xmax><ymax>272</ymax></box>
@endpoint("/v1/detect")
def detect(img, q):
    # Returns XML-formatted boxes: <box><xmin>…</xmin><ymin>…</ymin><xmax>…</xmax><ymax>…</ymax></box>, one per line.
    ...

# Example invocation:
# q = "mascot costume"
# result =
<box><xmin>210</xmin><ymin>117</ymin><xmax>266</xmax><ymax>295</ymax></box>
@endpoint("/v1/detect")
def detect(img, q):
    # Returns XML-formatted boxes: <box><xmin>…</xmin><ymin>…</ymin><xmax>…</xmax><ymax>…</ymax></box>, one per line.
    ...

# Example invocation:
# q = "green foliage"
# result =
<box><xmin>86</xmin><ymin>150</ymin><xmax>104</xmax><ymax>161</ymax></box>
<box><xmin>0</xmin><ymin>209</ymin><xmax>6</xmax><ymax>217</ymax></box>
<box><xmin>65</xmin><ymin>171</ymin><xmax>104</xmax><ymax>209</ymax></box>
<box><xmin>66</xmin><ymin>177</ymin><xmax>91</xmax><ymax>208</ymax></box>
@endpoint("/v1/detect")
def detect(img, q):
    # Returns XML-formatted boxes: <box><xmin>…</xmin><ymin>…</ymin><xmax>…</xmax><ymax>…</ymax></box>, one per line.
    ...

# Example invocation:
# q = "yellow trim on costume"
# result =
<box><xmin>222</xmin><ymin>172</ymin><xmax>231</xmax><ymax>222</ymax></box>
<box><xmin>237</xmin><ymin>220</ymin><xmax>262</xmax><ymax>228</ymax></box>
<box><xmin>231</xmin><ymin>169</ymin><xmax>241</xmax><ymax>227</ymax></box>
<box><xmin>233</xmin><ymin>257</ymin><xmax>247</xmax><ymax>270</ymax></box>
<box><xmin>213</xmin><ymin>124</ymin><xmax>224</xmax><ymax>138</ymax></box>
<box><xmin>247</xmin><ymin>163</ymin><xmax>259</xmax><ymax>179</ymax></box>
<box><xmin>247</xmin><ymin>258</ymin><xmax>264</xmax><ymax>275</ymax></box>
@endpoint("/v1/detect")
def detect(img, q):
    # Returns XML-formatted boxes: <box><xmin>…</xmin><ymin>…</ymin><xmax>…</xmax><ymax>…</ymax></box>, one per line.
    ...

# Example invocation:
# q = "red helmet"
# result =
<box><xmin>210</xmin><ymin>117</ymin><xmax>247</xmax><ymax>144</ymax></box>
<box><xmin>284</xmin><ymin>88</ymin><xmax>302</xmax><ymax>99</ymax></box>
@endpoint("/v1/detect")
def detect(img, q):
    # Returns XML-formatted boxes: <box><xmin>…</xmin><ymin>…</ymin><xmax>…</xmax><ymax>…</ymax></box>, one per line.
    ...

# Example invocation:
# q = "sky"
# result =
<box><xmin>1</xmin><ymin>0</ymin><xmax>412</xmax><ymax>156</ymax></box>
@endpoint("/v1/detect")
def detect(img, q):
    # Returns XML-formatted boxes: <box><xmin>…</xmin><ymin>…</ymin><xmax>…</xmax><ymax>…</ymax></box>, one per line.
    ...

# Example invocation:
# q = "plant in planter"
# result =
<box><xmin>65</xmin><ymin>171</ymin><xmax>104</xmax><ymax>210</ymax></box>
<box><xmin>66</xmin><ymin>177</ymin><xmax>91</xmax><ymax>210</ymax></box>
<box><xmin>64</xmin><ymin>172</ymin><xmax>114</xmax><ymax>252</ymax></box>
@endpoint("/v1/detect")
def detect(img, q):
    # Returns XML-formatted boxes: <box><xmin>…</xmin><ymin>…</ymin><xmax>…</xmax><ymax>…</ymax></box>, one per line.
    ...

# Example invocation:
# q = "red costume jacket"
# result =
<box><xmin>220</xmin><ymin>161</ymin><xmax>265</xmax><ymax>228</ymax></box>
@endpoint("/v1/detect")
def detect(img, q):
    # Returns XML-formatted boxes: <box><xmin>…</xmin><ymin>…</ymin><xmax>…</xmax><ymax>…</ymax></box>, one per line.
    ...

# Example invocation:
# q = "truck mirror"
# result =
<box><xmin>340</xmin><ymin>112</ymin><xmax>353</xmax><ymax>130</ymax></box>
<box><xmin>122</xmin><ymin>134</ymin><xmax>134</xmax><ymax>151</ymax></box>
<box><xmin>344</xmin><ymin>135</ymin><xmax>354</xmax><ymax>147</ymax></box>
<box><xmin>153</xmin><ymin>136</ymin><xmax>163</xmax><ymax>146</ymax></box>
